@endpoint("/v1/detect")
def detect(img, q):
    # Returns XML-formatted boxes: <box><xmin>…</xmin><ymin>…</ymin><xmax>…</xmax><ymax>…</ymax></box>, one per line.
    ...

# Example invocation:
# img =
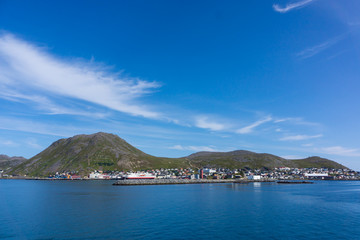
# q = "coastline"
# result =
<box><xmin>112</xmin><ymin>179</ymin><xmax>275</xmax><ymax>186</ymax></box>
<box><xmin>1</xmin><ymin>177</ymin><xmax>359</xmax><ymax>184</ymax></box>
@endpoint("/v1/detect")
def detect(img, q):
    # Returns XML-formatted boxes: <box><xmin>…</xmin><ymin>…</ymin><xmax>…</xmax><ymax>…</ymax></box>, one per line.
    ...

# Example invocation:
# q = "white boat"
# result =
<box><xmin>124</xmin><ymin>172</ymin><xmax>156</xmax><ymax>179</ymax></box>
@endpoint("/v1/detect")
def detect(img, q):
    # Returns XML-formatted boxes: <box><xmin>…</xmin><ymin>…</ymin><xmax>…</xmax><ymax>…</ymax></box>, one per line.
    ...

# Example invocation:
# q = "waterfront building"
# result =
<box><xmin>304</xmin><ymin>173</ymin><xmax>330</xmax><ymax>180</ymax></box>
<box><xmin>247</xmin><ymin>175</ymin><xmax>261</xmax><ymax>180</ymax></box>
<box><xmin>203</xmin><ymin>168</ymin><xmax>216</xmax><ymax>175</ymax></box>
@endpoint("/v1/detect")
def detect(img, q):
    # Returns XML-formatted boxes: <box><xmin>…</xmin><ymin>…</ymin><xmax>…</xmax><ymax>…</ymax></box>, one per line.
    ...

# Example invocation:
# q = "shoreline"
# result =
<box><xmin>112</xmin><ymin>179</ymin><xmax>275</xmax><ymax>186</ymax></box>
<box><xmin>1</xmin><ymin>177</ymin><xmax>359</xmax><ymax>184</ymax></box>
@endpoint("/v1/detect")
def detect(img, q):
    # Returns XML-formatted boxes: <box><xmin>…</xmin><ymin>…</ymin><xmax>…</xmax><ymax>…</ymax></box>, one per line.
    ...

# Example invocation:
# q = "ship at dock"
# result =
<box><xmin>124</xmin><ymin>172</ymin><xmax>156</xmax><ymax>179</ymax></box>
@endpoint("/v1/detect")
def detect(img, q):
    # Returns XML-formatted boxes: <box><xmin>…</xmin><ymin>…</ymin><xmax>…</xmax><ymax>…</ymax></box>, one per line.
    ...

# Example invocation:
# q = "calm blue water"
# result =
<box><xmin>1</xmin><ymin>180</ymin><xmax>360</xmax><ymax>239</ymax></box>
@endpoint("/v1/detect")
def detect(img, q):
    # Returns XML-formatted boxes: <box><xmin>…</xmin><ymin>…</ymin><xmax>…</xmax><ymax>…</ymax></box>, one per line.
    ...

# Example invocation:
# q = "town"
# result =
<box><xmin>23</xmin><ymin>167</ymin><xmax>360</xmax><ymax>181</ymax></box>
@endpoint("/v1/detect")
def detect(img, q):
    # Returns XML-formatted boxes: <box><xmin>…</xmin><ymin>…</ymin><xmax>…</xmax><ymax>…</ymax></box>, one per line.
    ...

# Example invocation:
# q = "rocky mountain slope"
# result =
<box><xmin>0</xmin><ymin>155</ymin><xmax>27</xmax><ymax>172</ymax></box>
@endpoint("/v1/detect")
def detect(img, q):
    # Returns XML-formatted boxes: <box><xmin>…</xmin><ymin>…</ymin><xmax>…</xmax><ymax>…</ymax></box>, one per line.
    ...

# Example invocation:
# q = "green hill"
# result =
<box><xmin>291</xmin><ymin>156</ymin><xmax>347</xmax><ymax>169</ymax></box>
<box><xmin>9</xmin><ymin>132</ymin><xmax>348</xmax><ymax>177</ymax></box>
<box><xmin>185</xmin><ymin>150</ymin><xmax>296</xmax><ymax>169</ymax></box>
<box><xmin>186</xmin><ymin>151</ymin><xmax>347</xmax><ymax>170</ymax></box>
<box><xmin>10</xmin><ymin>132</ymin><xmax>189</xmax><ymax>176</ymax></box>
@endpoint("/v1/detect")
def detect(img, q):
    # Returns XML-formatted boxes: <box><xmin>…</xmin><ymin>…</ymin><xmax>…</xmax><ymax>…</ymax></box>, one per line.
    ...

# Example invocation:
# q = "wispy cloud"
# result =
<box><xmin>302</xmin><ymin>143</ymin><xmax>313</xmax><ymax>147</ymax></box>
<box><xmin>0</xmin><ymin>89</ymin><xmax>108</xmax><ymax>118</ymax></box>
<box><xmin>274</xmin><ymin>117</ymin><xmax>297</xmax><ymax>123</ymax></box>
<box><xmin>195</xmin><ymin>116</ymin><xmax>226</xmax><ymax>131</ymax></box>
<box><xmin>317</xmin><ymin>146</ymin><xmax>360</xmax><ymax>157</ymax></box>
<box><xmin>274</xmin><ymin>117</ymin><xmax>321</xmax><ymax>127</ymax></box>
<box><xmin>169</xmin><ymin>145</ymin><xmax>218</xmax><ymax>152</ymax></box>
<box><xmin>280</xmin><ymin>134</ymin><xmax>322</xmax><ymax>141</ymax></box>
<box><xmin>296</xmin><ymin>35</ymin><xmax>345</xmax><ymax>59</ymax></box>
<box><xmin>0</xmin><ymin>33</ymin><xmax>161</xmax><ymax>119</ymax></box>
<box><xmin>0</xmin><ymin>115</ymin><xmax>197</xmax><ymax>142</ymax></box>
<box><xmin>281</xmin><ymin>155</ymin><xmax>303</xmax><ymax>159</ymax></box>
<box><xmin>273</xmin><ymin>0</ymin><xmax>314</xmax><ymax>13</ymax></box>
<box><xmin>0</xmin><ymin>117</ymin><xmax>92</xmax><ymax>137</ymax></box>
<box><xmin>236</xmin><ymin>116</ymin><xmax>272</xmax><ymax>134</ymax></box>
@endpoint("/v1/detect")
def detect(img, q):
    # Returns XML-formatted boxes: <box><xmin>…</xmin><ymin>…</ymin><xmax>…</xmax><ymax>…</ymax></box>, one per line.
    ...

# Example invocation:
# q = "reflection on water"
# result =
<box><xmin>253</xmin><ymin>182</ymin><xmax>261</xmax><ymax>187</ymax></box>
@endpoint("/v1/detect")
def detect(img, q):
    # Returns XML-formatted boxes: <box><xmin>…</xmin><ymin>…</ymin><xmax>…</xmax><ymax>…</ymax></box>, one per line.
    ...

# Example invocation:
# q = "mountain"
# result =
<box><xmin>10</xmin><ymin>132</ymin><xmax>348</xmax><ymax>176</ymax></box>
<box><xmin>11</xmin><ymin>132</ymin><xmax>189</xmax><ymax>176</ymax></box>
<box><xmin>186</xmin><ymin>151</ymin><xmax>347</xmax><ymax>170</ymax></box>
<box><xmin>186</xmin><ymin>150</ymin><xmax>296</xmax><ymax>169</ymax></box>
<box><xmin>291</xmin><ymin>156</ymin><xmax>347</xmax><ymax>169</ymax></box>
<box><xmin>0</xmin><ymin>155</ymin><xmax>27</xmax><ymax>172</ymax></box>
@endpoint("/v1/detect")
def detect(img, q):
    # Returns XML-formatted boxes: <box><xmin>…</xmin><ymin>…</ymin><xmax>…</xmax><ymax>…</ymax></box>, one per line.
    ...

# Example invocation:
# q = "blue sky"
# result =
<box><xmin>0</xmin><ymin>0</ymin><xmax>360</xmax><ymax>169</ymax></box>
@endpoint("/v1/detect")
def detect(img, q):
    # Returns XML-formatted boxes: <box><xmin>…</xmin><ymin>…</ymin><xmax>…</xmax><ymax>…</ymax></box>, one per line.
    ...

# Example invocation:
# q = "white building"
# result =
<box><xmin>248</xmin><ymin>175</ymin><xmax>261</xmax><ymax>180</ymax></box>
<box><xmin>89</xmin><ymin>172</ymin><xmax>106</xmax><ymax>179</ymax></box>
<box><xmin>203</xmin><ymin>168</ymin><xmax>216</xmax><ymax>174</ymax></box>
<box><xmin>304</xmin><ymin>173</ymin><xmax>328</xmax><ymax>177</ymax></box>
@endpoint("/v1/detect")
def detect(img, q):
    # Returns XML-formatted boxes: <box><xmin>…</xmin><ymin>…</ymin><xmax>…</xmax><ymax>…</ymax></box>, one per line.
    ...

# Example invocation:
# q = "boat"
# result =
<box><xmin>124</xmin><ymin>173</ymin><xmax>156</xmax><ymax>179</ymax></box>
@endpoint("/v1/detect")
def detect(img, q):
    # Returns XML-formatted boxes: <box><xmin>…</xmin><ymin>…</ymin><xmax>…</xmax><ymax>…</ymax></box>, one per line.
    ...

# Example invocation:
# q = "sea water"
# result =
<box><xmin>1</xmin><ymin>180</ymin><xmax>359</xmax><ymax>239</ymax></box>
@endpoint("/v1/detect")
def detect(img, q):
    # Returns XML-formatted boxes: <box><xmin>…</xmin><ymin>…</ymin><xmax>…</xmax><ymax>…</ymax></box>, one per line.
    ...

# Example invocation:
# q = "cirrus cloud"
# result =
<box><xmin>236</xmin><ymin>116</ymin><xmax>272</xmax><ymax>134</ymax></box>
<box><xmin>280</xmin><ymin>134</ymin><xmax>323</xmax><ymax>141</ymax></box>
<box><xmin>0</xmin><ymin>33</ymin><xmax>161</xmax><ymax>119</ymax></box>
<box><xmin>273</xmin><ymin>0</ymin><xmax>314</xmax><ymax>13</ymax></box>
<box><xmin>194</xmin><ymin>116</ymin><xmax>226</xmax><ymax>131</ymax></box>
<box><xmin>169</xmin><ymin>145</ymin><xmax>218</xmax><ymax>152</ymax></box>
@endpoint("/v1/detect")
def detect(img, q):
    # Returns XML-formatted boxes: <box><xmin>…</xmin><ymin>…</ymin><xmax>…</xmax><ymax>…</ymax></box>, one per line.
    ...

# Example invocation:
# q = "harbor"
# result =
<box><xmin>112</xmin><ymin>178</ymin><xmax>276</xmax><ymax>186</ymax></box>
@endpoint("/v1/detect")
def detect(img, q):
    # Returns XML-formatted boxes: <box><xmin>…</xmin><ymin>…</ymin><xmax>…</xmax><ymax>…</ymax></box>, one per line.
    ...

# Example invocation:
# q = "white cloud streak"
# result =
<box><xmin>0</xmin><ymin>117</ymin><xmax>92</xmax><ymax>137</ymax></box>
<box><xmin>280</xmin><ymin>134</ymin><xmax>323</xmax><ymax>141</ymax></box>
<box><xmin>296</xmin><ymin>35</ymin><xmax>345</xmax><ymax>59</ymax></box>
<box><xmin>281</xmin><ymin>155</ymin><xmax>304</xmax><ymax>159</ymax></box>
<box><xmin>169</xmin><ymin>145</ymin><xmax>218</xmax><ymax>152</ymax></box>
<box><xmin>0</xmin><ymin>34</ymin><xmax>161</xmax><ymax>119</ymax></box>
<box><xmin>274</xmin><ymin>117</ymin><xmax>321</xmax><ymax>127</ymax></box>
<box><xmin>195</xmin><ymin>116</ymin><xmax>226</xmax><ymax>131</ymax></box>
<box><xmin>0</xmin><ymin>89</ymin><xmax>108</xmax><ymax>118</ymax></box>
<box><xmin>274</xmin><ymin>117</ymin><xmax>297</xmax><ymax>123</ymax></box>
<box><xmin>273</xmin><ymin>0</ymin><xmax>314</xmax><ymax>13</ymax></box>
<box><xmin>236</xmin><ymin>116</ymin><xmax>272</xmax><ymax>134</ymax></box>
<box><xmin>302</xmin><ymin>143</ymin><xmax>313</xmax><ymax>147</ymax></box>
